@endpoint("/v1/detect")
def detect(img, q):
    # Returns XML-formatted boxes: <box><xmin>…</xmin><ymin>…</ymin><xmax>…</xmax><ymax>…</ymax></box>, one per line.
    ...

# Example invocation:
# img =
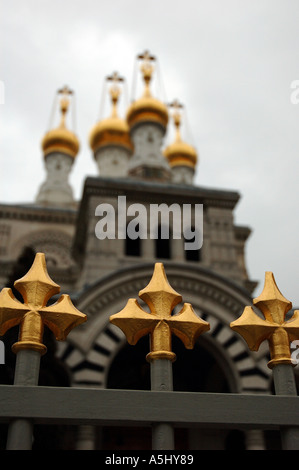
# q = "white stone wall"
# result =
<box><xmin>36</xmin><ymin>153</ymin><xmax>75</xmax><ymax>206</ymax></box>
<box><xmin>95</xmin><ymin>147</ymin><xmax>131</xmax><ymax>178</ymax></box>
<box><xmin>129</xmin><ymin>124</ymin><xmax>170</xmax><ymax>175</ymax></box>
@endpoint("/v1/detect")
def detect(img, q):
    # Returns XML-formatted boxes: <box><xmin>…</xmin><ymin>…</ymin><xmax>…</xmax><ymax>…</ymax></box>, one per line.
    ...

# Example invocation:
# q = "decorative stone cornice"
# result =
<box><xmin>82</xmin><ymin>176</ymin><xmax>240</xmax><ymax>207</ymax></box>
<box><xmin>234</xmin><ymin>225</ymin><xmax>252</xmax><ymax>241</ymax></box>
<box><xmin>0</xmin><ymin>203</ymin><xmax>77</xmax><ymax>225</ymax></box>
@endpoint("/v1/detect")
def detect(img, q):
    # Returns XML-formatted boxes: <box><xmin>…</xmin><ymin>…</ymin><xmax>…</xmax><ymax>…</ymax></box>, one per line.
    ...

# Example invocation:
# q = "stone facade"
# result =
<box><xmin>72</xmin><ymin>176</ymin><xmax>255</xmax><ymax>293</ymax></box>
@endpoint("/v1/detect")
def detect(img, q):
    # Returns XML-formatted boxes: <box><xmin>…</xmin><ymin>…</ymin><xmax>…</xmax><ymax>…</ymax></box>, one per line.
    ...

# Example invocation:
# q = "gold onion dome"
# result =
<box><xmin>164</xmin><ymin>100</ymin><xmax>197</xmax><ymax>169</ymax></box>
<box><xmin>126</xmin><ymin>51</ymin><xmax>168</xmax><ymax>131</ymax></box>
<box><xmin>89</xmin><ymin>72</ymin><xmax>133</xmax><ymax>154</ymax></box>
<box><xmin>42</xmin><ymin>86</ymin><xmax>79</xmax><ymax>159</ymax></box>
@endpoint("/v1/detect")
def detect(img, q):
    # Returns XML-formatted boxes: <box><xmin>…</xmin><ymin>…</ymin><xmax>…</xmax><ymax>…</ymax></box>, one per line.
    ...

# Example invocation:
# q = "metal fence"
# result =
<box><xmin>0</xmin><ymin>253</ymin><xmax>298</xmax><ymax>450</ymax></box>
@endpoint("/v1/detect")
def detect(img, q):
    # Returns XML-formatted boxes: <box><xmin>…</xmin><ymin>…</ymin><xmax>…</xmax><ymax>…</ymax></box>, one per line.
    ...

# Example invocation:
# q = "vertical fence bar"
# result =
<box><xmin>110</xmin><ymin>263</ymin><xmax>210</xmax><ymax>451</ymax></box>
<box><xmin>272</xmin><ymin>363</ymin><xmax>299</xmax><ymax>450</ymax></box>
<box><xmin>150</xmin><ymin>358</ymin><xmax>175</xmax><ymax>450</ymax></box>
<box><xmin>0</xmin><ymin>252</ymin><xmax>87</xmax><ymax>450</ymax></box>
<box><xmin>6</xmin><ymin>349</ymin><xmax>41</xmax><ymax>450</ymax></box>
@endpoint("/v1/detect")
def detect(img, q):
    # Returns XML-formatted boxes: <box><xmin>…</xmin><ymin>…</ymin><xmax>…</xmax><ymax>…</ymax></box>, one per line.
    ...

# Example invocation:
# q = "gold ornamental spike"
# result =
<box><xmin>0</xmin><ymin>252</ymin><xmax>87</xmax><ymax>355</ymax></box>
<box><xmin>110</xmin><ymin>263</ymin><xmax>210</xmax><ymax>362</ymax></box>
<box><xmin>230</xmin><ymin>271</ymin><xmax>299</xmax><ymax>369</ymax></box>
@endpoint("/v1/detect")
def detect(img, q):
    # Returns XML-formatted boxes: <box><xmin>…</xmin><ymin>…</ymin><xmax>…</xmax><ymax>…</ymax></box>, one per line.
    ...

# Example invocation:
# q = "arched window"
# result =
<box><xmin>184</xmin><ymin>227</ymin><xmax>201</xmax><ymax>262</ymax></box>
<box><xmin>155</xmin><ymin>225</ymin><xmax>171</xmax><ymax>259</ymax></box>
<box><xmin>125</xmin><ymin>223</ymin><xmax>141</xmax><ymax>257</ymax></box>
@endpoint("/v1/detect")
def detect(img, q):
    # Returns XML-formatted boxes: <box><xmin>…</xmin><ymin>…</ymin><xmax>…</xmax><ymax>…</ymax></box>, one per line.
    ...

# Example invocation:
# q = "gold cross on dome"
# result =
<box><xmin>0</xmin><ymin>252</ymin><xmax>87</xmax><ymax>355</ymax></box>
<box><xmin>57</xmin><ymin>85</ymin><xmax>73</xmax><ymax>127</ymax></box>
<box><xmin>230</xmin><ymin>271</ymin><xmax>299</xmax><ymax>369</ymax></box>
<box><xmin>169</xmin><ymin>99</ymin><xmax>184</xmax><ymax>137</ymax></box>
<box><xmin>107</xmin><ymin>71</ymin><xmax>124</xmax><ymax>84</ymax></box>
<box><xmin>110</xmin><ymin>263</ymin><xmax>210</xmax><ymax>362</ymax></box>
<box><xmin>106</xmin><ymin>71</ymin><xmax>124</xmax><ymax>116</ymax></box>
<box><xmin>58</xmin><ymin>85</ymin><xmax>73</xmax><ymax>96</ymax></box>
<box><xmin>137</xmin><ymin>50</ymin><xmax>156</xmax><ymax>62</ymax></box>
<box><xmin>137</xmin><ymin>50</ymin><xmax>156</xmax><ymax>93</ymax></box>
<box><xmin>169</xmin><ymin>99</ymin><xmax>183</xmax><ymax>111</ymax></box>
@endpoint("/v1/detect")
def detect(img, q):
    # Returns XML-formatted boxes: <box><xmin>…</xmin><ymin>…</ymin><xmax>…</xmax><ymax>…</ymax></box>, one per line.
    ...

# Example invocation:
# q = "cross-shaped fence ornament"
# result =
<box><xmin>110</xmin><ymin>263</ymin><xmax>210</xmax><ymax>362</ymax></box>
<box><xmin>0</xmin><ymin>252</ymin><xmax>87</xmax><ymax>355</ymax></box>
<box><xmin>231</xmin><ymin>271</ymin><xmax>299</xmax><ymax>369</ymax></box>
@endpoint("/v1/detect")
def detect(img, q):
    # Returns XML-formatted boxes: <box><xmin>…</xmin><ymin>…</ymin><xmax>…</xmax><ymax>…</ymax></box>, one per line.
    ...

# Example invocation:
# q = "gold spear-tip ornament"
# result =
<box><xmin>0</xmin><ymin>252</ymin><xmax>87</xmax><ymax>355</ymax></box>
<box><xmin>110</xmin><ymin>263</ymin><xmax>210</xmax><ymax>362</ymax></box>
<box><xmin>231</xmin><ymin>271</ymin><xmax>299</xmax><ymax>369</ymax></box>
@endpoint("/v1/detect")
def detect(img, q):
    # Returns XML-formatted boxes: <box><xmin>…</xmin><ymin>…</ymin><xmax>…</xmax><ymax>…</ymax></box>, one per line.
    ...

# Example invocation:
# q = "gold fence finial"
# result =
<box><xmin>110</xmin><ymin>263</ymin><xmax>210</xmax><ymax>362</ymax></box>
<box><xmin>230</xmin><ymin>271</ymin><xmax>299</xmax><ymax>369</ymax></box>
<box><xmin>0</xmin><ymin>252</ymin><xmax>87</xmax><ymax>355</ymax></box>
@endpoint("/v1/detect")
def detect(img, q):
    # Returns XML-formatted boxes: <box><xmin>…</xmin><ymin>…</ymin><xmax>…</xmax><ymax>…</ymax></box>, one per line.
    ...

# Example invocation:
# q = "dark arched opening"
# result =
<box><xmin>155</xmin><ymin>225</ymin><xmax>171</xmax><ymax>260</ymax></box>
<box><xmin>125</xmin><ymin>223</ymin><xmax>141</xmax><ymax>257</ymax></box>
<box><xmin>184</xmin><ymin>227</ymin><xmax>201</xmax><ymax>262</ymax></box>
<box><xmin>107</xmin><ymin>335</ymin><xmax>230</xmax><ymax>393</ymax></box>
<box><xmin>100</xmin><ymin>336</ymin><xmax>245</xmax><ymax>450</ymax></box>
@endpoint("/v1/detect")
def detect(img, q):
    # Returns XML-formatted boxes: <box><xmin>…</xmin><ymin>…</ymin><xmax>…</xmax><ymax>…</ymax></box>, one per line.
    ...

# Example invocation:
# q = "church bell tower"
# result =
<box><xmin>89</xmin><ymin>72</ymin><xmax>133</xmax><ymax>177</ymax></box>
<box><xmin>126</xmin><ymin>51</ymin><xmax>171</xmax><ymax>182</ymax></box>
<box><xmin>36</xmin><ymin>86</ymin><xmax>79</xmax><ymax>207</ymax></box>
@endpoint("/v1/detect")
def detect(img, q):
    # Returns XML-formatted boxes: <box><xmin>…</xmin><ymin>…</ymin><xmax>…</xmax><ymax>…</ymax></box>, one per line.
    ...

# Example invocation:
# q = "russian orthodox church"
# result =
<box><xmin>0</xmin><ymin>51</ymin><xmax>284</xmax><ymax>449</ymax></box>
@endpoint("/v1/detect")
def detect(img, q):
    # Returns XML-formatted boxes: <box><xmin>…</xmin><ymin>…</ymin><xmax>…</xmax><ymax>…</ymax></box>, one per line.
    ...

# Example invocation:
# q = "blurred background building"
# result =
<box><xmin>0</xmin><ymin>51</ymin><xmax>294</xmax><ymax>450</ymax></box>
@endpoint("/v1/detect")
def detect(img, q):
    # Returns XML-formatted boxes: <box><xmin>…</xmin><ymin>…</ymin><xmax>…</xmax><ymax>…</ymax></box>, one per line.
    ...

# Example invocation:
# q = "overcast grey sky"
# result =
<box><xmin>0</xmin><ymin>0</ymin><xmax>299</xmax><ymax>306</ymax></box>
